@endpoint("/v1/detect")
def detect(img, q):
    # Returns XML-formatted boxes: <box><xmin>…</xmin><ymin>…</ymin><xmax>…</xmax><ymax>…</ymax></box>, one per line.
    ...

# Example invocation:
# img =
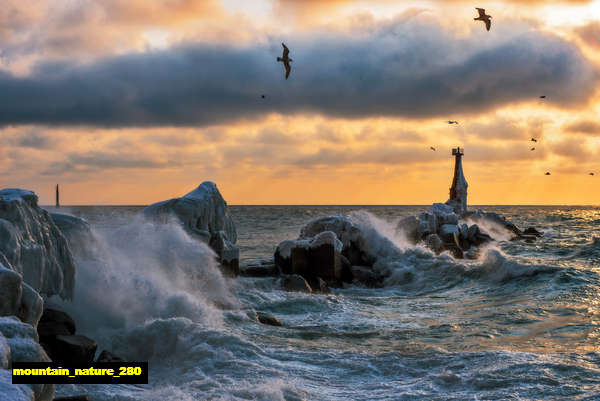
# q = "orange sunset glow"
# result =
<box><xmin>1</xmin><ymin>0</ymin><xmax>600</xmax><ymax>205</ymax></box>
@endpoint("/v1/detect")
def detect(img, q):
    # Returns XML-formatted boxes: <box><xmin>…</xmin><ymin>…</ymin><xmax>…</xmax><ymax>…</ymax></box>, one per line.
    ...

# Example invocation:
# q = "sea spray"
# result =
<box><xmin>48</xmin><ymin>216</ymin><xmax>238</xmax><ymax>337</ymax></box>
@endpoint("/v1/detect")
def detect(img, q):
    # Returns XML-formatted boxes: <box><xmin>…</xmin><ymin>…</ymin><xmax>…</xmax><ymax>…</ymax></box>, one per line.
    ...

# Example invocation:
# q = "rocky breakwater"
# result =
<box><xmin>0</xmin><ymin>188</ymin><xmax>80</xmax><ymax>401</ymax></box>
<box><xmin>142</xmin><ymin>182</ymin><xmax>240</xmax><ymax>276</ymax></box>
<box><xmin>274</xmin><ymin>215</ymin><xmax>388</xmax><ymax>289</ymax></box>
<box><xmin>401</xmin><ymin>203</ymin><xmax>542</xmax><ymax>258</ymax></box>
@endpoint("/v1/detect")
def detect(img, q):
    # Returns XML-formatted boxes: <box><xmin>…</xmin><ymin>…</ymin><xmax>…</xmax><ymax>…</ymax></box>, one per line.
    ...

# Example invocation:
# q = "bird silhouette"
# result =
<box><xmin>531</xmin><ymin>147</ymin><xmax>535</xmax><ymax>151</ymax></box>
<box><xmin>590</xmin><ymin>172</ymin><xmax>595</xmax><ymax>176</ymax></box>
<box><xmin>474</xmin><ymin>8</ymin><xmax>492</xmax><ymax>31</ymax></box>
<box><xmin>447</xmin><ymin>121</ymin><xmax>459</xmax><ymax>125</ymax></box>
<box><xmin>261</xmin><ymin>94</ymin><xmax>266</xmax><ymax>99</ymax></box>
<box><xmin>430</xmin><ymin>147</ymin><xmax>436</xmax><ymax>151</ymax></box>
<box><xmin>545</xmin><ymin>172</ymin><xmax>551</xmax><ymax>176</ymax></box>
<box><xmin>540</xmin><ymin>95</ymin><xmax>546</xmax><ymax>99</ymax></box>
<box><xmin>277</xmin><ymin>43</ymin><xmax>292</xmax><ymax>79</ymax></box>
<box><xmin>531</xmin><ymin>138</ymin><xmax>537</xmax><ymax>142</ymax></box>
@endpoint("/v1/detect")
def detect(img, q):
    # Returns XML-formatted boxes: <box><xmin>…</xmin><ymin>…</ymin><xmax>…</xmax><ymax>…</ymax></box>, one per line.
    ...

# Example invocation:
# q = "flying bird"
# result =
<box><xmin>540</xmin><ymin>96</ymin><xmax>546</xmax><ymax>99</ymax></box>
<box><xmin>447</xmin><ymin>121</ymin><xmax>459</xmax><ymax>125</ymax></box>
<box><xmin>531</xmin><ymin>138</ymin><xmax>537</xmax><ymax>142</ymax></box>
<box><xmin>261</xmin><ymin>94</ymin><xmax>266</xmax><ymax>99</ymax></box>
<box><xmin>430</xmin><ymin>147</ymin><xmax>436</xmax><ymax>151</ymax></box>
<box><xmin>277</xmin><ymin>43</ymin><xmax>292</xmax><ymax>79</ymax></box>
<box><xmin>531</xmin><ymin>147</ymin><xmax>535</xmax><ymax>151</ymax></box>
<box><xmin>590</xmin><ymin>172</ymin><xmax>595</xmax><ymax>176</ymax></box>
<box><xmin>545</xmin><ymin>172</ymin><xmax>551</xmax><ymax>176</ymax></box>
<box><xmin>474</xmin><ymin>8</ymin><xmax>492</xmax><ymax>31</ymax></box>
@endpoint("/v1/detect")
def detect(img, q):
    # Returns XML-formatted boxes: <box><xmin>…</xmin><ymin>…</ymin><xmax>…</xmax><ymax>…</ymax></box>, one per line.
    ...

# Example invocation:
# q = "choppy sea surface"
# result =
<box><xmin>43</xmin><ymin>205</ymin><xmax>600</xmax><ymax>400</ymax></box>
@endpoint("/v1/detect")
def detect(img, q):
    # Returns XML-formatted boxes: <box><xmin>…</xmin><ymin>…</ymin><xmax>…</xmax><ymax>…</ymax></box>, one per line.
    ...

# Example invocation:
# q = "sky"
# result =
<box><xmin>1</xmin><ymin>0</ymin><xmax>600</xmax><ymax>205</ymax></box>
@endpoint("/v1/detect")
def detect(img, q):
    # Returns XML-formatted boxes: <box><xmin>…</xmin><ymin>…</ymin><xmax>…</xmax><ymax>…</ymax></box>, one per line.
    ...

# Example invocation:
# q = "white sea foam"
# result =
<box><xmin>48</xmin><ymin>216</ymin><xmax>237</xmax><ymax>337</ymax></box>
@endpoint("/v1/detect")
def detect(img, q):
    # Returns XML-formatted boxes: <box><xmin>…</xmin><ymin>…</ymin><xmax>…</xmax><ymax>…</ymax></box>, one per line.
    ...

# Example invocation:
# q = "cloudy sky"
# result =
<box><xmin>1</xmin><ymin>0</ymin><xmax>599</xmax><ymax>205</ymax></box>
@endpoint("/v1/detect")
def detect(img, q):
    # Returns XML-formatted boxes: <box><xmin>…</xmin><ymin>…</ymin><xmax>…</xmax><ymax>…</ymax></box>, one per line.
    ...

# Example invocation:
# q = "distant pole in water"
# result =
<box><xmin>56</xmin><ymin>184</ymin><xmax>60</xmax><ymax>208</ymax></box>
<box><xmin>448</xmin><ymin>147</ymin><xmax>468</xmax><ymax>215</ymax></box>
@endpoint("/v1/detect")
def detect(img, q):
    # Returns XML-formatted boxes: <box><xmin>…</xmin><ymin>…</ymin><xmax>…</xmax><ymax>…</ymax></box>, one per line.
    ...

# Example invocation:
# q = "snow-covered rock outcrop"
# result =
<box><xmin>0</xmin><ymin>316</ymin><xmax>54</xmax><ymax>401</ymax></box>
<box><xmin>0</xmin><ymin>189</ymin><xmax>75</xmax><ymax>299</ymax></box>
<box><xmin>142</xmin><ymin>182</ymin><xmax>239</xmax><ymax>276</ymax></box>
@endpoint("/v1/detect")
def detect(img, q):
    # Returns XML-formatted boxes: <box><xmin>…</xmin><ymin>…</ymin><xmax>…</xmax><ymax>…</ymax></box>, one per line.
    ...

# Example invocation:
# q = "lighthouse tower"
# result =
<box><xmin>447</xmin><ymin>147</ymin><xmax>468</xmax><ymax>215</ymax></box>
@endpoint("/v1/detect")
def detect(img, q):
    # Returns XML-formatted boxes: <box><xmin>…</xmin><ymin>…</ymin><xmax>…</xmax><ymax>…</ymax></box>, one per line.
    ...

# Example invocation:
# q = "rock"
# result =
<box><xmin>467</xmin><ymin>224</ymin><xmax>480</xmax><ymax>241</ymax></box>
<box><xmin>316</xmin><ymin>277</ymin><xmax>330</xmax><ymax>294</ymax></box>
<box><xmin>142</xmin><ymin>182</ymin><xmax>239</xmax><ymax>276</ymax></box>
<box><xmin>256</xmin><ymin>312</ymin><xmax>283</xmax><ymax>327</ymax></box>
<box><xmin>281</xmin><ymin>274</ymin><xmax>312</xmax><ymax>293</ymax></box>
<box><xmin>398</xmin><ymin>215</ymin><xmax>420</xmax><ymax>242</ymax></box>
<box><xmin>53</xmin><ymin>396</ymin><xmax>90</xmax><ymax>401</ymax></box>
<box><xmin>430</xmin><ymin>203</ymin><xmax>459</xmax><ymax>226</ymax></box>
<box><xmin>291</xmin><ymin>246</ymin><xmax>310</xmax><ymax>277</ymax></box>
<box><xmin>350</xmin><ymin>266</ymin><xmax>382</xmax><ymax>288</ymax></box>
<box><xmin>42</xmin><ymin>335</ymin><xmax>97</xmax><ymax>365</ymax></box>
<box><xmin>458</xmin><ymin>223</ymin><xmax>469</xmax><ymax>240</ymax></box>
<box><xmin>465</xmin><ymin>210</ymin><xmax>522</xmax><ymax>237</ymax></box>
<box><xmin>0</xmin><ymin>265</ymin><xmax>22</xmax><ymax>317</ymax></box>
<box><xmin>417</xmin><ymin>212</ymin><xmax>437</xmax><ymax>239</ymax></box>
<box><xmin>424</xmin><ymin>234</ymin><xmax>443</xmax><ymax>254</ymax></box>
<box><xmin>96</xmin><ymin>350</ymin><xmax>123</xmax><ymax>362</ymax></box>
<box><xmin>50</xmin><ymin>213</ymin><xmax>97</xmax><ymax>259</ymax></box>
<box><xmin>0</xmin><ymin>316</ymin><xmax>54</xmax><ymax>401</ymax></box>
<box><xmin>306</xmin><ymin>232</ymin><xmax>342</xmax><ymax>281</ymax></box>
<box><xmin>17</xmin><ymin>282</ymin><xmax>43</xmax><ymax>328</ymax></box>
<box><xmin>523</xmin><ymin>227</ymin><xmax>543</xmax><ymax>237</ymax></box>
<box><xmin>240</xmin><ymin>263</ymin><xmax>279</xmax><ymax>277</ymax></box>
<box><xmin>0</xmin><ymin>189</ymin><xmax>75</xmax><ymax>299</ymax></box>
<box><xmin>439</xmin><ymin>224</ymin><xmax>460</xmax><ymax>243</ymax></box>
<box><xmin>39</xmin><ymin>309</ymin><xmax>76</xmax><ymax>335</ymax></box>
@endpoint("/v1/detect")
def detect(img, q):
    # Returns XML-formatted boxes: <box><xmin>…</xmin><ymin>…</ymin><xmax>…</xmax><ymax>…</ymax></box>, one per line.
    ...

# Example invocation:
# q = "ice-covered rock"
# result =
<box><xmin>17</xmin><ymin>283</ymin><xmax>43</xmax><ymax>328</ymax></box>
<box><xmin>142</xmin><ymin>182</ymin><xmax>239</xmax><ymax>276</ymax></box>
<box><xmin>0</xmin><ymin>316</ymin><xmax>54</xmax><ymax>401</ymax></box>
<box><xmin>0</xmin><ymin>265</ymin><xmax>22</xmax><ymax>317</ymax></box>
<box><xmin>425</xmin><ymin>234</ymin><xmax>443</xmax><ymax>254</ymax></box>
<box><xmin>0</xmin><ymin>189</ymin><xmax>75</xmax><ymax>299</ymax></box>
<box><xmin>430</xmin><ymin>203</ymin><xmax>459</xmax><ymax>226</ymax></box>
<box><xmin>281</xmin><ymin>274</ymin><xmax>312</xmax><ymax>293</ymax></box>
<box><xmin>439</xmin><ymin>224</ymin><xmax>460</xmax><ymax>243</ymax></box>
<box><xmin>50</xmin><ymin>213</ymin><xmax>97</xmax><ymax>259</ymax></box>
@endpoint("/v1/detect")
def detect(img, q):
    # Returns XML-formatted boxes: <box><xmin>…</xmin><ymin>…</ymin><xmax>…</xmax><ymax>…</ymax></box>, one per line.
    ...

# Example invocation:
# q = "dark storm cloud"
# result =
<box><xmin>0</xmin><ymin>16</ymin><xmax>595</xmax><ymax>127</ymax></box>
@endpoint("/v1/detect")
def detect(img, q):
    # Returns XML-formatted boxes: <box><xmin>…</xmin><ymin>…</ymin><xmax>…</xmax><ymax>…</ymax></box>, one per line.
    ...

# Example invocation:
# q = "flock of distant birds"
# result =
<box><xmin>267</xmin><ymin>8</ymin><xmax>593</xmax><ymax>177</ymax></box>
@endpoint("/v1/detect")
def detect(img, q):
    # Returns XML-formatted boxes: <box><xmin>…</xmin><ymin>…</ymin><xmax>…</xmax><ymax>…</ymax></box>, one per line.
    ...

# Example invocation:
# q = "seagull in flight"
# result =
<box><xmin>447</xmin><ymin>120</ymin><xmax>459</xmax><ymax>125</ymax></box>
<box><xmin>540</xmin><ymin>95</ymin><xmax>546</xmax><ymax>99</ymax></box>
<box><xmin>531</xmin><ymin>147</ymin><xmax>535</xmax><ymax>151</ymax></box>
<box><xmin>277</xmin><ymin>43</ymin><xmax>292</xmax><ymax>80</ymax></box>
<box><xmin>474</xmin><ymin>8</ymin><xmax>492</xmax><ymax>31</ymax></box>
<box><xmin>590</xmin><ymin>172</ymin><xmax>595</xmax><ymax>176</ymax></box>
<box><xmin>430</xmin><ymin>146</ymin><xmax>436</xmax><ymax>151</ymax></box>
<box><xmin>545</xmin><ymin>172</ymin><xmax>551</xmax><ymax>176</ymax></box>
<box><xmin>531</xmin><ymin>138</ymin><xmax>537</xmax><ymax>142</ymax></box>
<box><xmin>261</xmin><ymin>94</ymin><xmax>266</xmax><ymax>99</ymax></box>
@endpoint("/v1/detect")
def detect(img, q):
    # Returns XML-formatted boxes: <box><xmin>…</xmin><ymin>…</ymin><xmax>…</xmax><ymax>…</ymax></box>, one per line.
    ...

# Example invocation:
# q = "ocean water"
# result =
<box><xmin>43</xmin><ymin>205</ymin><xmax>600</xmax><ymax>401</ymax></box>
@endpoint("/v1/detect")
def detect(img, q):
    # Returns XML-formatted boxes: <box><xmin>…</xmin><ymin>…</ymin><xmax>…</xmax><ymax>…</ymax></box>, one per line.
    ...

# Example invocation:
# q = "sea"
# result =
<box><xmin>41</xmin><ymin>205</ymin><xmax>600</xmax><ymax>401</ymax></box>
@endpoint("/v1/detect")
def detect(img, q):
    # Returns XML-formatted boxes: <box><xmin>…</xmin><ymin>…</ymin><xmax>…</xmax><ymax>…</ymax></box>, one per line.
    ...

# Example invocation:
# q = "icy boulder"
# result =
<box><xmin>0</xmin><ymin>265</ymin><xmax>43</xmax><ymax>328</ymax></box>
<box><xmin>50</xmin><ymin>213</ymin><xmax>97</xmax><ymax>259</ymax></box>
<box><xmin>142</xmin><ymin>182</ymin><xmax>239</xmax><ymax>276</ymax></box>
<box><xmin>0</xmin><ymin>189</ymin><xmax>75</xmax><ymax>299</ymax></box>
<box><xmin>0</xmin><ymin>316</ymin><xmax>54</xmax><ymax>401</ymax></box>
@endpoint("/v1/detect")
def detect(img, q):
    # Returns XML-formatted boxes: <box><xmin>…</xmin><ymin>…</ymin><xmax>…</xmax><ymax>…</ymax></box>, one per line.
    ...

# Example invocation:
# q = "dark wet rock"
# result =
<box><xmin>240</xmin><ymin>262</ymin><xmax>279</xmax><ymax>277</ymax></box>
<box><xmin>256</xmin><ymin>312</ymin><xmax>283</xmax><ymax>327</ymax></box>
<box><xmin>439</xmin><ymin>224</ymin><xmax>459</xmax><ymax>243</ymax></box>
<box><xmin>417</xmin><ymin>212</ymin><xmax>437</xmax><ymax>239</ymax></box>
<box><xmin>467</xmin><ymin>224</ymin><xmax>480</xmax><ymax>241</ymax></box>
<box><xmin>96</xmin><ymin>350</ymin><xmax>123</xmax><ymax>362</ymax></box>
<box><xmin>350</xmin><ymin>266</ymin><xmax>383</xmax><ymax>288</ymax></box>
<box><xmin>398</xmin><ymin>215</ymin><xmax>420</xmax><ymax>242</ymax></box>
<box><xmin>281</xmin><ymin>274</ymin><xmax>312</xmax><ymax>293</ymax></box>
<box><xmin>523</xmin><ymin>227</ymin><xmax>543</xmax><ymax>237</ymax></box>
<box><xmin>0</xmin><ymin>265</ymin><xmax>22</xmax><ymax>317</ymax></box>
<box><xmin>39</xmin><ymin>309</ymin><xmax>76</xmax><ymax>335</ymax></box>
<box><xmin>42</xmin><ymin>335</ymin><xmax>97</xmax><ymax>365</ymax></box>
